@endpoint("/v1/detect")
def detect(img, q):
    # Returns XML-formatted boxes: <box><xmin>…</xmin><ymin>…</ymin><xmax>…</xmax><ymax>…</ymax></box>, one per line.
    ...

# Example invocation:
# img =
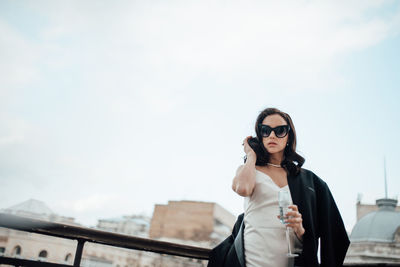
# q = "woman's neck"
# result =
<box><xmin>269</xmin><ymin>152</ymin><xmax>284</xmax><ymax>165</ymax></box>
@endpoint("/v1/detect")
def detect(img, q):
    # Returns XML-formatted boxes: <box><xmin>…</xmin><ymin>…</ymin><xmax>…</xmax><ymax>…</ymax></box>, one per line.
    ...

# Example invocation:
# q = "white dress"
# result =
<box><xmin>243</xmin><ymin>169</ymin><xmax>302</xmax><ymax>267</ymax></box>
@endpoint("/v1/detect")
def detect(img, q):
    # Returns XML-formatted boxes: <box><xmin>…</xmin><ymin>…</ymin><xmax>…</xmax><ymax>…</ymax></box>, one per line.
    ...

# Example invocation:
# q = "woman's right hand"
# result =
<box><xmin>243</xmin><ymin>136</ymin><xmax>257</xmax><ymax>159</ymax></box>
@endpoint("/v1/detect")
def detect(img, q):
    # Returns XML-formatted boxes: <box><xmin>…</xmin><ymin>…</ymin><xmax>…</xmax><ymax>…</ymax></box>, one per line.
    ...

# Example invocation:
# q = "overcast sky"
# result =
<box><xmin>1</xmin><ymin>0</ymin><xmax>400</xmax><ymax>232</ymax></box>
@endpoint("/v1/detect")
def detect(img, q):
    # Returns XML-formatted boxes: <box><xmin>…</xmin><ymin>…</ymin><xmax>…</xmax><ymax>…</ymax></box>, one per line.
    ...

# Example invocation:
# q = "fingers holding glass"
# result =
<box><xmin>285</xmin><ymin>206</ymin><xmax>305</xmax><ymax>238</ymax></box>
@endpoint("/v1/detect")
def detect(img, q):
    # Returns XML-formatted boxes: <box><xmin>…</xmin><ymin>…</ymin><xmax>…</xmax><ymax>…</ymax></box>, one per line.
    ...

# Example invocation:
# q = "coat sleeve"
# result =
<box><xmin>292</xmin><ymin>230</ymin><xmax>303</xmax><ymax>254</ymax></box>
<box><xmin>317</xmin><ymin>181</ymin><xmax>350</xmax><ymax>267</ymax></box>
<box><xmin>207</xmin><ymin>213</ymin><xmax>244</xmax><ymax>267</ymax></box>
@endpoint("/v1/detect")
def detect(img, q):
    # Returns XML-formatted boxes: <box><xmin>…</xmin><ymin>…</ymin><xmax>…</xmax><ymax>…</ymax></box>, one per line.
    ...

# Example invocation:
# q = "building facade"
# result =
<box><xmin>0</xmin><ymin>199</ymin><xmax>236</xmax><ymax>267</ymax></box>
<box><xmin>344</xmin><ymin>198</ymin><xmax>400</xmax><ymax>266</ymax></box>
<box><xmin>0</xmin><ymin>199</ymin><xmax>152</xmax><ymax>266</ymax></box>
<box><xmin>149</xmin><ymin>200</ymin><xmax>235</xmax><ymax>248</ymax></box>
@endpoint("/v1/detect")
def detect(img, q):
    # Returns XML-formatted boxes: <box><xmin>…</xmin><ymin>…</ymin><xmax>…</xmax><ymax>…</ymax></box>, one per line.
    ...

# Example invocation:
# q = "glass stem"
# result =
<box><xmin>286</xmin><ymin>227</ymin><xmax>292</xmax><ymax>255</ymax></box>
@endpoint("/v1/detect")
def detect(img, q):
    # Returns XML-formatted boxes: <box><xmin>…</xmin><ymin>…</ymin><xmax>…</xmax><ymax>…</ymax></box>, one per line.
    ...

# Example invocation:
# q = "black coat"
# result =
<box><xmin>208</xmin><ymin>168</ymin><xmax>350</xmax><ymax>267</ymax></box>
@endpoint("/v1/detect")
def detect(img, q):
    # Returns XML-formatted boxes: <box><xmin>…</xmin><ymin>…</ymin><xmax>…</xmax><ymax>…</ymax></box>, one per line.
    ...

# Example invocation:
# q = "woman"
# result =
<box><xmin>208</xmin><ymin>108</ymin><xmax>349</xmax><ymax>267</ymax></box>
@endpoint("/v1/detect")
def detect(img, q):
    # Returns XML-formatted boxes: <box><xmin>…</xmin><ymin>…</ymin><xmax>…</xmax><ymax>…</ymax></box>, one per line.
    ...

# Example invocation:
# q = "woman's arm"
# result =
<box><xmin>232</xmin><ymin>137</ymin><xmax>257</xmax><ymax>197</ymax></box>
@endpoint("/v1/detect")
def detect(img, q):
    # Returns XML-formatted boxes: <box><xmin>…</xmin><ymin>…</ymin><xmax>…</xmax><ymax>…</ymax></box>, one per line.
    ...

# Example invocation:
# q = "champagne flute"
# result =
<box><xmin>278</xmin><ymin>190</ymin><xmax>299</xmax><ymax>258</ymax></box>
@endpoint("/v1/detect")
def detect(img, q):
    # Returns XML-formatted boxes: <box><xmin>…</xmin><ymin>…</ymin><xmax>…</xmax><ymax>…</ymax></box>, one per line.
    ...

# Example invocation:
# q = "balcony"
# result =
<box><xmin>0</xmin><ymin>213</ymin><xmax>210</xmax><ymax>267</ymax></box>
<box><xmin>1</xmin><ymin>212</ymin><xmax>399</xmax><ymax>267</ymax></box>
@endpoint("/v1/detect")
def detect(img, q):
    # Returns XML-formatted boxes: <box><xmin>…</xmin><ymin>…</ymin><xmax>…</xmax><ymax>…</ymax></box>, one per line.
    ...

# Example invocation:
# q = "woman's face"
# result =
<box><xmin>261</xmin><ymin>114</ymin><xmax>289</xmax><ymax>155</ymax></box>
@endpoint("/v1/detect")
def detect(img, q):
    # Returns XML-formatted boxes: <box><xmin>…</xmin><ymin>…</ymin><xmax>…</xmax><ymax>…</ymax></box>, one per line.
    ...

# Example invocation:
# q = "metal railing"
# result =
<box><xmin>0</xmin><ymin>213</ymin><xmax>211</xmax><ymax>267</ymax></box>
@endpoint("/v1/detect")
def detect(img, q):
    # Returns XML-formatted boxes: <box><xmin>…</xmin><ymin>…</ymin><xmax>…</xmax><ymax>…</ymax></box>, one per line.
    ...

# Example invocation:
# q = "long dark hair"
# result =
<box><xmin>246</xmin><ymin>107</ymin><xmax>305</xmax><ymax>176</ymax></box>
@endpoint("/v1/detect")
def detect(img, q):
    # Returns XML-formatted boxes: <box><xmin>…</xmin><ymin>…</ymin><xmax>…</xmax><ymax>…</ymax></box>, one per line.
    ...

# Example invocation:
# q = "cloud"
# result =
<box><xmin>0</xmin><ymin>119</ymin><xmax>26</xmax><ymax>146</ymax></box>
<box><xmin>0</xmin><ymin>20</ymin><xmax>41</xmax><ymax>98</ymax></box>
<box><xmin>2</xmin><ymin>0</ymin><xmax>396</xmax><ymax>98</ymax></box>
<box><xmin>0</xmin><ymin>112</ymin><xmax>42</xmax><ymax>146</ymax></box>
<box><xmin>69</xmin><ymin>194</ymin><xmax>117</xmax><ymax>213</ymax></box>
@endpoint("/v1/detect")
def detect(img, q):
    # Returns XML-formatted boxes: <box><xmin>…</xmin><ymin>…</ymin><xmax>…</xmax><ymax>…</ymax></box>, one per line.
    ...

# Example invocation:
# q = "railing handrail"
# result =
<box><xmin>0</xmin><ymin>213</ymin><xmax>211</xmax><ymax>260</ymax></box>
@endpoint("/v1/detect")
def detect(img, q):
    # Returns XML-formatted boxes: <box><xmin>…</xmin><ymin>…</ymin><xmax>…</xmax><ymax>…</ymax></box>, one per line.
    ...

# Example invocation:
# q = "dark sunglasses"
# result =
<box><xmin>258</xmin><ymin>124</ymin><xmax>290</xmax><ymax>138</ymax></box>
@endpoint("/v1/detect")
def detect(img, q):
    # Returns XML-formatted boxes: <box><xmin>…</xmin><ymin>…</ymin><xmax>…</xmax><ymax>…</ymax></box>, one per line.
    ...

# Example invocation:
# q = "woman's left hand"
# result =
<box><xmin>285</xmin><ymin>205</ymin><xmax>305</xmax><ymax>240</ymax></box>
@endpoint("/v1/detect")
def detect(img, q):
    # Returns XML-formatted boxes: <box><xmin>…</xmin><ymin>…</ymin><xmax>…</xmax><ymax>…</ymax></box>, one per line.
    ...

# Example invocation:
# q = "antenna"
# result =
<box><xmin>384</xmin><ymin>156</ymin><xmax>388</xmax><ymax>199</ymax></box>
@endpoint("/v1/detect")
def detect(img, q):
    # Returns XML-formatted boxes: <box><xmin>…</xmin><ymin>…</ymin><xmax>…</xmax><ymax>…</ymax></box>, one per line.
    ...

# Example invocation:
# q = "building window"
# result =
<box><xmin>38</xmin><ymin>250</ymin><xmax>48</xmax><ymax>259</ymax></box>
<box><xmin>65</xmin><ymin>253</ymin><xmax>72</xmax><ymax>263</ymax></box>
<box><xmin>12</xmin><ymin>246</ymin><xmax>21</xmax><ymax>256</ymax></box>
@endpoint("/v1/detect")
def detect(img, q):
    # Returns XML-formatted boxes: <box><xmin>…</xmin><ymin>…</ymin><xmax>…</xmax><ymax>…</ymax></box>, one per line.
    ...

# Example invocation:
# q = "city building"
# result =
<box><xmin>344</xmin><ymin>198</ymin><xmax>400</xmax><ymax>266</ymax></box>
<box><xmin>0</xmin><ymin>199</ymin><xmax>236</xmax><ymax>267</ymax></box>
<box><xmin>0</xmin><ymin>199</ymin><xmax>152</xmax><ymax>266</ymax></box>
<box><xmin>149</xmin><ymin>200</ymin><xmax>235</xmax><ymax>248</ymax></box>
<box><xmin>96</xmin><ymin>215</ymin><xmax>150</xmax><ymax>237</ymax></box>
<box><xmin>1</xmin><ymin>199</ymin><xmax>77</xmax><ymax>225</ymax></box>
<box><xmin>146</xmin><ymin>200</ymin><xmax>236</xmax><ymax>266</ymax></box>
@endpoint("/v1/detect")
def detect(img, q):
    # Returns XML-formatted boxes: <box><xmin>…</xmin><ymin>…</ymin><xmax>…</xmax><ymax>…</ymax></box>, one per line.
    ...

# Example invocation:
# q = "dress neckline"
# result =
<box><xmin>255</xmin><ymin>169</ymin><xmax>289</xmax><ymax>189</ymax></box>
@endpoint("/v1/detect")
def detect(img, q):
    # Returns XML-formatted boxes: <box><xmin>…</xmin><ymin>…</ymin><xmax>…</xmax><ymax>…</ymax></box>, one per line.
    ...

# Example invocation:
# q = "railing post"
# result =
<box><xmin>73</xmin><ymin>239</ymin><xmax>85</xmax><ymax>267</ymax></box>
